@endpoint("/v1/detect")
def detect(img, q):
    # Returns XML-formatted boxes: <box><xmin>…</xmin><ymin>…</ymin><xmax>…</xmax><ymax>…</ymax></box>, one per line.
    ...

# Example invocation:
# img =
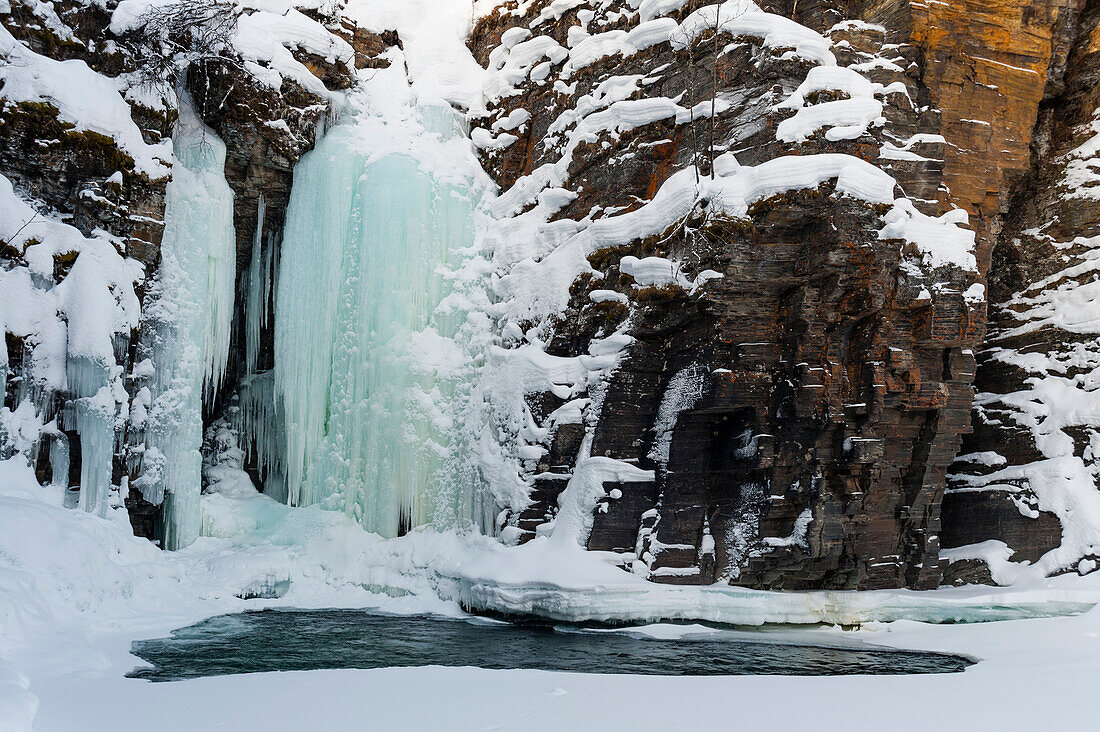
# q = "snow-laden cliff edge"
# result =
<box><xmin>3</xmin><ymin>1</ymin><xmax>1100</xmax><ymax>698</ymax></box>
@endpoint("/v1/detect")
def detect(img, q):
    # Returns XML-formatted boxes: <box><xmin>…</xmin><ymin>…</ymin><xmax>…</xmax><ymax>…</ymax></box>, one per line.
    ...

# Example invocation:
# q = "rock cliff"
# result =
<box><xmin>3</xmin><ymin>0</ymin><xmax>1100</xmax><ymax>589</ymax></box>
<box><xmin>943</xmin><ymin>0</ymin><xmax>1100</xmax><ymax>584</ymax></box>
<box><xmin>469</xmin><ymin>0</ymin><xmax>1100</xmax><ymax>589</ymax></box>
<box><xmin>0</xmin><ymin>0</ymin><xmax>390</xmax><ymax>538</ymax></box>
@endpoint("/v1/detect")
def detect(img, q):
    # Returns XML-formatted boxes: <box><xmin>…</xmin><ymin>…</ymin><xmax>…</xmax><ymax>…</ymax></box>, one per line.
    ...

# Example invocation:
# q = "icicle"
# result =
<box><xmin>61</xmin><ymin>355</ymin><xmax>115</xmax><ymax>517</ymax></box>
<box><xmin>230</xmin><ymin>371</ymin><xmax>286</xmax><ymax>502</ymax></box>
<box><xmin>201</xmin><ymin>164</ymin><xmax>236</xmax><ymax>407</ymax></box>
<box><xmin>59</xmin><ymin>355</ymin><xmax>108</xmax><ymax>513</ymax></box>
<box><xmin>65</xmin><ymin>354</ymin><xmax>109</xmax><ymax>401</ymax></box>
<box><xmin>234</xmin><ymin>197</ymin><xmax>285</xmax><ymax>502</ymax></box>
<box><xmin>244</xmin><ymin>195</ymin><xmax>267</xmax><ymax>375</ymax></box>
<box><xmin>49</xmin><ymin>432</ymin><xmax>69</xmax><ymax>488</ymax></box>
<box><xmin>73</xmin><ymin>395</ymin><xmax>114</xmax><ymax>518</ymax></box>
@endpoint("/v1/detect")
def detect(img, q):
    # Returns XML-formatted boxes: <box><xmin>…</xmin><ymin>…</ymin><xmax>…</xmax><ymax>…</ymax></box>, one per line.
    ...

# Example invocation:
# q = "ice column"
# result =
<box><xmin>233</xmin><ymin>189</ymin><xmax>289</xmax><ymax>500</ymax></box>
<box><xmin>274</xmin><ymin>103</ymin><xmax>480</xmax><ymax>536</ymax></box>
<box><xmin>243</xmin><ymin>194</ymin><xmax>270</xmax><ymax>376</ymax></box>
<box><xmin>231</xmin><ymin>370</ymin><xmax>286</xmax><ymax>502</ymax></box>
<box><xmin>139</xmin><ymin>97</ymin><xmax>236</xmax><ymax>549</ymax></box>
<box><xmin>66</xmin><ymin>356</ymin><xmax>114</xmax><ymax>518</ymax></box>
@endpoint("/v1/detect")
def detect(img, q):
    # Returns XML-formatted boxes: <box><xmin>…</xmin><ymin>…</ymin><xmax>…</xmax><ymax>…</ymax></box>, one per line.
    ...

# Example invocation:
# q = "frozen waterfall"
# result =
<box><xmin>269</xmin><ymin>97</ymin><xmax>489</xmax><ymax>537</ymax></box>
<box><xmin>139</xmin><ymin>97</ymin><xmax>236</xmax><ymax>549</ymax></box>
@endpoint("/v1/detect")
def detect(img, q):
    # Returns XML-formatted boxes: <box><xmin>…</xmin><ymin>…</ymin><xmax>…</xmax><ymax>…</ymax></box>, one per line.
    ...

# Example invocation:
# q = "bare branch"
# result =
<box><xmin>129</xmin><ymin>0</ymin><xmax>242</xmax><ymax>90</ymax></box>
<box><xmin>4</xmin><ymin>211</ymin><xmax>40</xmax><ymax>246</ymax></box>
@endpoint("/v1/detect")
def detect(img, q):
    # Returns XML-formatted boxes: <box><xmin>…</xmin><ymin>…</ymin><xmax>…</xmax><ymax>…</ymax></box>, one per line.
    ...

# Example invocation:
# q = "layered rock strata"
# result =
<box><xmin>470</xmin><ymin>0</ymin><xmax>982</xmax><ymax>589</ymax></box>
<box><xmin>943</xmin><ymin>0</ymin><xmax>1100</xmax><ymax>584</ymax></box>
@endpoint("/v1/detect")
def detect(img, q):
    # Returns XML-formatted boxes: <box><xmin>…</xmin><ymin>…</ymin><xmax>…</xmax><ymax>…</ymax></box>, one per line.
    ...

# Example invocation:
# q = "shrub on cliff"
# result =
<box><xmin>129</xmin><ymin>0</ymin><xmax>241</xmax><ymax>90</ymax></box>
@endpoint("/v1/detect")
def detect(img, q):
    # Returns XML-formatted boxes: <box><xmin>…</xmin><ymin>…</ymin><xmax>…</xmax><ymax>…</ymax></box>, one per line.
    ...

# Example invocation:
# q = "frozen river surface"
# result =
<box><xmin>129</xmin><ymin>610</ymin><xmax>972</xmax><ymax>680</ymax></box>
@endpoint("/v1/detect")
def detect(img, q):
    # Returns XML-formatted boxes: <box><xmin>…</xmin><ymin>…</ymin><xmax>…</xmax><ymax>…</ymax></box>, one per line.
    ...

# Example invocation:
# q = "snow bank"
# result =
<box><xmin>2</xmin><ymin>453</ymin><xmax>1092</xmax><ymax>666</ymax></box>
<box><xmin>111</xmin><ymin>0</ymin><xmax>355</xmax><ymax>100</ymax></box>
<box><xmin>0</xmin><ymin>658</ymin><xmax>35</xmax><ymax>732</ymax></box>
<box><xmin>776</xmin><ymin>66</ymin><xmax>886</xmax><ymax>143</ymax></box>
<box><xmin>1061</xmin><ymin>115</ymin><xmax>1100</xmax><ymax>200</ymax></box>
<box><xmin>3</xmin><ymin>448</ymin><xmax>1099</xmax><ymax>729</ymax></box>
<box><xmin>672</xmin><ymin>1</ymin><xmax>833</xmax><ymax>65</ymax></box>
<box><xmin>0</xmin><ymin>459</ymin><xmax>177</xmax><ymax>660</ymax></box>
<box><xmin>342</xmin><ymin>0</ymin><xmax>488</xmax><ymax>109</ymax></box>
<box><xmin>235</xmin><ymin>3</ymin><xmax>354</xmax><ymax>98</ymax></box>
<box><xmin>880</xmin><ymin>198</ymin><xmax>977</xmax><ymax>271</ymax></box>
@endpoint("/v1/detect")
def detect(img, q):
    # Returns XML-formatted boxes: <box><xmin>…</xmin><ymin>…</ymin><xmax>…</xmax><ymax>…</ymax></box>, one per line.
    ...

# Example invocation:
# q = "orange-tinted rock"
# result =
<box><xmin>901</xmin><ymin>0</ymin><xmax>1082</xmax><ymax>266</ymax></box>
<box><xmin>942</xmin><ymin>0</ymin><xmax>1100</xmax><ymax>581</ymax></box>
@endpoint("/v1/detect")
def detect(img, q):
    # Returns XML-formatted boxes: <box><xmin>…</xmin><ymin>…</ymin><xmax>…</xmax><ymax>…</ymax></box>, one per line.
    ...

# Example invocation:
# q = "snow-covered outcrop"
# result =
<box><xmin>465</xmin><ymin>0</ymin><xmax>982</xmax><ymax>590</ymax></box>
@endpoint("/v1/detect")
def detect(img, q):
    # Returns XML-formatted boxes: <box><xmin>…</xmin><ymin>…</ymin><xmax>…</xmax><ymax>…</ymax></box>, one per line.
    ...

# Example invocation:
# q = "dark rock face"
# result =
<box><xmin>471</xmin><ymin>0</ymin><xmax>985</xmax><ymax>589</ymax></box>
<box><xmin>1</xmin><ymin>0</ymin><xmax>171</xmax><ymax>266</ymax></box>
<box><xmin>0</xmin><ymin>98</ymin><xmax>169</xmax><ymax>268</ymax></box>
<box><xmin>943</xmin><ymin>0</ymin><xmax>1100</xmax><ymax>580</ymax></box>
<box><xmin>473</xmin><ymin>0</ymin><xmax>1100</xmax><ymax>587</ymax></box>
<box><xmin>581</xmin><ymin>196</ymin><xmax>979</xmax><ymax>589</ymax></box>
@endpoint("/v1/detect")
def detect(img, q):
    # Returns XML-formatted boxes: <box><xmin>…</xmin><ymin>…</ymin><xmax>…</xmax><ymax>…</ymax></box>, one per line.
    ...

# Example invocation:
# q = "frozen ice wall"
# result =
<box><xmin>137</xmin><ymin>98</ymin><xmax>236</xmax><ymax>550</ymax></box>
<box><xmin>272</xmin><ymin>83</ymin><xmax>488</xmax><ymax>537</ymax></box>
<box><xmin>1</xmin><ymin>168</ymin><xmax>144</xmax><ymax>523</ymax></box>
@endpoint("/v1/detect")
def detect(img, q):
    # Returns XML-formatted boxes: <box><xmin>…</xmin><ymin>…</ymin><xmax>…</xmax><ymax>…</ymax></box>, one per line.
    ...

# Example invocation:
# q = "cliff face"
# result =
<box><xmin>867</xmin><ymin>0</ymin><xmax>1082</xmax><ymax>261</ymax></box>
<box><xmin>469</xmin><ymin>0</ymin><xmax>976</xmax><ymax>589</ymax></box>
<box><xmin>2</xmin><ymin>0</ymin><xmax>172</xmax><ymax>535</ymax></box>
<box><xmin>4</xmin><ymin>0</ymin><xmax>1100</xmax><ymax>589</ymax></box>
<box><xmin>471</xmin><ymin>0</ymin><xmax>1100</xmax><ymax>588</ymax></box>
<box><xmin>944</xmin><ymin>0</ymin><xmax>1100</xmax><ymax>584</ymax></box>
<box><xmin>1</xmin><ymin>1</ymin><xmax>171</xmax><ymax>270</ymax></box>
<box><xmin>0</xmin><ymin>0</ymin><xmax>385</xmax><ymax>539</ymax></box>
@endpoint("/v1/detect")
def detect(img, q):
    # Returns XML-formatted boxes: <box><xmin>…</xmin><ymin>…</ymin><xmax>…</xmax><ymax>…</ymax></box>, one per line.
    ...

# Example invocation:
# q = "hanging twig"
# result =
<box><xmin>130</xmin><ymin>0</ymin><xmax>242</xmax><ymax>91</ymax></box>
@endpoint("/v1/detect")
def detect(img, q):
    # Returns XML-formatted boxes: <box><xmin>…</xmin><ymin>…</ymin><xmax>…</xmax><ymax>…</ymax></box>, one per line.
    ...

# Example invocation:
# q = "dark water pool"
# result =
<box><xmin>128</xmin><ymin>610</ymin><xmax>972</xmax><ymax>681</ymax></box>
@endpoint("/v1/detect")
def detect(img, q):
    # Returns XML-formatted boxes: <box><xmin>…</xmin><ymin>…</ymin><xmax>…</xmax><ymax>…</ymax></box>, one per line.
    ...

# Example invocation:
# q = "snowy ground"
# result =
<box><xmin>3</xmin><ymin>456</ymin><xmax>1100</xmax><ymax>732</ymax></box>
<box><xmin>14</xmin><ymin>597</ymin><xmax>1100</xmax><ymax>732</ymax></box>
<box><xmin>24</xmin><ymin>619</ymin><xmax>1100</xmax><ymax>732</ymax></box>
